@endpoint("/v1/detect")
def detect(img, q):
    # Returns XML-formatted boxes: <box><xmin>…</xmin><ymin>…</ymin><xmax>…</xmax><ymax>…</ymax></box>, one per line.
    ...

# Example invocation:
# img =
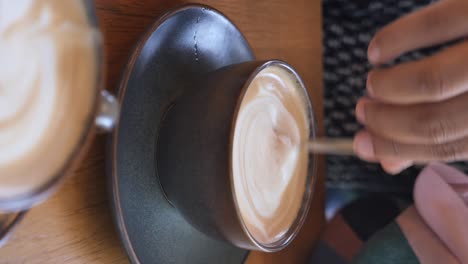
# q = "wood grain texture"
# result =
<box><xmin>0</xmin><ymin>1</ymin><xmax>324</xmax><ymax>263</ymax></box>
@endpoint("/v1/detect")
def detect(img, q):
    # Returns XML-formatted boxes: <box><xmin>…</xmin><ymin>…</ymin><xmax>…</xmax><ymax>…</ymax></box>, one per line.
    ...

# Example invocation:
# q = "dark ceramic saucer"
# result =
<box><xmin>107</xmin><ymin>4</ymin><xmax>254</xmax><ymax>264</ymax></box>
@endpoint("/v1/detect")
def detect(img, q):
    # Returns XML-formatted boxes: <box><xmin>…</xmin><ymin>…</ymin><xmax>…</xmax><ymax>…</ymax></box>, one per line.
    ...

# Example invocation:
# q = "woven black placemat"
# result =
<box><xmin>323</xmin><ymin>0</ymin><xmax>468</xmax><ymax>193</ymax></box>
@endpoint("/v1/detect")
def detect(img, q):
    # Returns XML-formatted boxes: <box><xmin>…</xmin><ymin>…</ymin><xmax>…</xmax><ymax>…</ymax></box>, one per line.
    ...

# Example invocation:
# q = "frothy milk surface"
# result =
<box><xmin>232</xmin><ymin>65</ymin><xmax>310</xmax><ymax>244</ymax></box>
<box><xmin>0</xmin><ymin>0</ymin><xmax>98</xmax><ymax>199</ymax></box>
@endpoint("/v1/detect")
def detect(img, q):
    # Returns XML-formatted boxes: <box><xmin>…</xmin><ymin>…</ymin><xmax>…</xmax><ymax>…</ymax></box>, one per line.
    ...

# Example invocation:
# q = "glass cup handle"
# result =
<box><xmin>0</xmin><ymin>211</ymin><xmax>26</xmax><ymax>246</ymax></box>
<box><xmin>95</xmin><ymin>90</ymin><xmax>120</xmax><ymax>132</ymax></box>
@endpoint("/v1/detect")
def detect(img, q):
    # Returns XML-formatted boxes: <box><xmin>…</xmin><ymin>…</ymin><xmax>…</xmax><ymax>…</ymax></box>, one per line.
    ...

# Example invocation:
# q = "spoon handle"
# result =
<box><xmin>308</xmin><ymin>138</ymin><xmax>355</xmax><ymax>156</ymax></box>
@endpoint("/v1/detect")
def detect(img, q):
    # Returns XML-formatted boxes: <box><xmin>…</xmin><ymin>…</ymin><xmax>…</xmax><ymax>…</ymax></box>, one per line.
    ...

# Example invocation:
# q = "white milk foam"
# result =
<box><xmin>232</xmin><ymin>65</ymin><xmax>310</xmax><ymax>244</ymax></box>
<box><xmin>0</xmin><ymin>0</ymin><xmax>98</xmax><ymax>199</ymax></box>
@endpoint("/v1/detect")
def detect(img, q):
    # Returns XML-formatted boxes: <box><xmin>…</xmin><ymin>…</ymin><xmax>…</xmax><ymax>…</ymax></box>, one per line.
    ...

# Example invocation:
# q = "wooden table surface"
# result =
<box><xmin>0</xmin><ymin>1</ymin><xmax>324</xmax><ymax>263</ymax></box>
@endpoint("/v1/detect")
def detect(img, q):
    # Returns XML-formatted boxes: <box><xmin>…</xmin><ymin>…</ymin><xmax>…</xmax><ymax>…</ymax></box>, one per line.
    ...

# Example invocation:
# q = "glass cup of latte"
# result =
<box><xmin>157</xmin><ymin>60</ymin><xmax>317</xmax><ymax>251</ymax></box>
<box><xmin>0</xmin><ymin>0</ymin><xmax>118</xmax><ymax>243</ymax></box>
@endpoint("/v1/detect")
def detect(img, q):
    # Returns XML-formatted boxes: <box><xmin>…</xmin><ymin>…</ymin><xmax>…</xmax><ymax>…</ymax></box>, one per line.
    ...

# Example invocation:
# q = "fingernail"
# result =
<box><xmin>366</xmin><ymin>72</ymin><xmax>374</xmax><ymax>96</ymax></box>
<box><xmin>355</xmin><ymin>100</ymin><xmax>367</xmax><ymax>124</ymax></box>
<box><xmin>368</xmin><ymin>40</ymin><xmax>380</xmax><ymax>64</ymax></box>
<box><xmin>354</xmin><ymin>132</ymin><xmax>375</xmax><ymax>160</ymax></box>
<box><xmin>381</xmin><ymin>160</ymin><xmax>412</xmax><ymax>175</ymax></box>
<box><xmin>385</xmin><ymin>167</ymin><xmax>404</xmax><ymax>175</ymax></box>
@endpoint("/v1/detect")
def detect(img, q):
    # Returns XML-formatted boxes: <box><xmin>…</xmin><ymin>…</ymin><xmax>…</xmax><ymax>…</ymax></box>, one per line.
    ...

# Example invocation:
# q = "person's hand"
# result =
<box><xmin>353</xmin><ymin>0</ymin><xmax>468</xmax><ymax>174</ymax></box>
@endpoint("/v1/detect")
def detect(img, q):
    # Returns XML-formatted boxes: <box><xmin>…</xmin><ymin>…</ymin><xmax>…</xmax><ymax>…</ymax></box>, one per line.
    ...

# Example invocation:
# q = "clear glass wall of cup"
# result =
<box><xmin>0</xmin><ymin>0</ymin><xmax>119</xmax><ymax>245</ymax></box>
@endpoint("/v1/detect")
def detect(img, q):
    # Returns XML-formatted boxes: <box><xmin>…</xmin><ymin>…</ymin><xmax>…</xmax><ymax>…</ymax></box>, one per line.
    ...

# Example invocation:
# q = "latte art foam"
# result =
<box><xmin>232</xmin><ymin>65</ymin><xmax>309</xmax><ymax>244</ymax></box>
<box><xmin>0</xmin><ymin>0</ymin><xmax>98</xmax><ymax>199</ymax></box>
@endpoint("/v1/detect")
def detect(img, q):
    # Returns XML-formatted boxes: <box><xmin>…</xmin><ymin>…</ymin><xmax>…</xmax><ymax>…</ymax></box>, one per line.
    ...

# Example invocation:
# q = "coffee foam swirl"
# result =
<box><xmin>232</xmin><ymin>65</ymin><xmax>309</xmax><ymax>244</ymax></box>
<box><xmin>0</xmin><ymin>0</ymin><xmax>98</xmax><ymax>199</ymax></box>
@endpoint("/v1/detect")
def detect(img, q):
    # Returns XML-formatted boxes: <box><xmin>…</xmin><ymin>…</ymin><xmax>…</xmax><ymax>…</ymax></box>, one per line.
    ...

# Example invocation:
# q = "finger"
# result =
<box><xmin>355</xmin><ymin>94</ymin><xmax>468</xmax><ymax>144</ymax></box>
<box><xmin>368</xmin><ymin>41</ymin><xmax>468</xmax><ymax>104</ymax></box>
<box><xmin>353</xmin><ymin>131</ymin><xmax>413</xmax><ymax>174</ymax></box>
<box><xmin>380</xmin><ymin>159</ymin><xmax>413</xmax><ymax>175</ymax></box>
<box><xmin>353</xmin><ymin>130</ymin><xmax>378</xmax><ymax>162</ymax></box>
<box><xmin>368</xmin><ymin>0</ymin><xmax>468</xmax><ymax>64</ymax></box>
<box><xmin>354</xmin><ymin>131</ymin><xmax>468</xmax><ymax>162</ymax></box>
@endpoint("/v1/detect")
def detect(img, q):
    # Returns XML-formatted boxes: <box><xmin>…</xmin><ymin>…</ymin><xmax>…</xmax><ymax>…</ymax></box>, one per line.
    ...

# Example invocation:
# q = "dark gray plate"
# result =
<box><xmin>107</xmin><ymin>4</ymin><xmax>254</xmax><ymax>264</ymax></box>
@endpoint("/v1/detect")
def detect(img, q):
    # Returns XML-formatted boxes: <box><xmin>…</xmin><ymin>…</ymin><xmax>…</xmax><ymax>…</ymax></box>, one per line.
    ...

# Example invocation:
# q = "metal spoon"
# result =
<box><xmin>308</xmin><ymin>138</ymin><xmax>355</xmax><ymax>155</ymax></box>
